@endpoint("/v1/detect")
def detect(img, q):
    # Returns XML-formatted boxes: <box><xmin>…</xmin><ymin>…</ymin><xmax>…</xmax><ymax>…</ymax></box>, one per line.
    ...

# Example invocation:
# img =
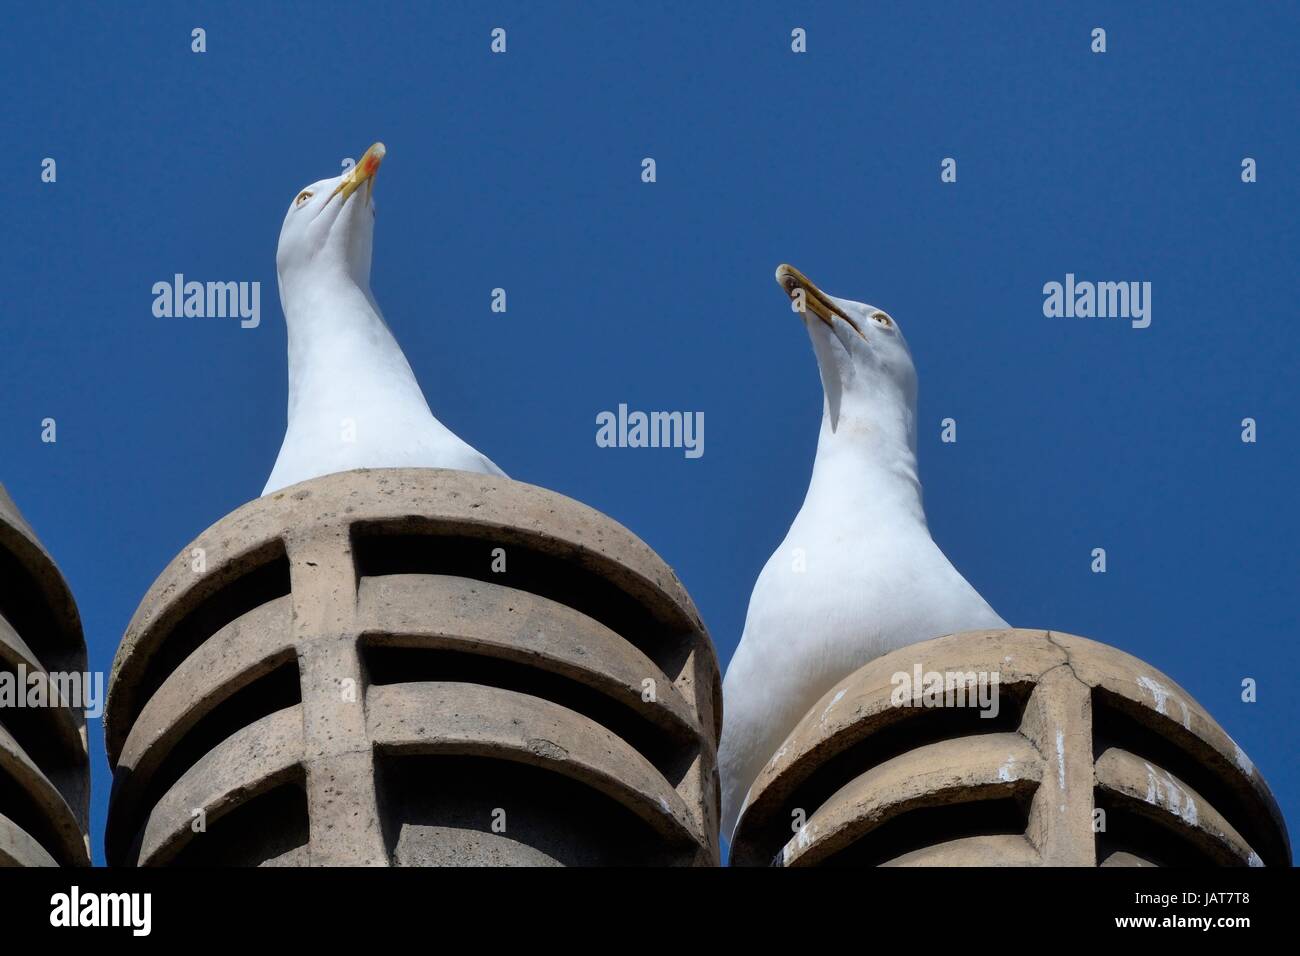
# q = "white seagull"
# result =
<box><xmin>263</xmin><ymin>143</ymin><xmax>505</xmax><ymax>496</ymax></box>
<box><xmin>719</xmin><ymin>264</ymin><xmax>1008</xmax><ymax>841</ymax></box>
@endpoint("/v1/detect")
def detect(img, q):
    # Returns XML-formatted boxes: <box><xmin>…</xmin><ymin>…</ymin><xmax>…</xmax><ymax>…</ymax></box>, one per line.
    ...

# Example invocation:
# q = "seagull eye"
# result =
<box><xmin>295</xmin><ymin>190</ymin><xmax>314</xmax><ymax>207</ymax></box>
<box><xmin>871</xmin><ymin>312</ymin><xmax>893</xmax><ymax>328</ymax></box>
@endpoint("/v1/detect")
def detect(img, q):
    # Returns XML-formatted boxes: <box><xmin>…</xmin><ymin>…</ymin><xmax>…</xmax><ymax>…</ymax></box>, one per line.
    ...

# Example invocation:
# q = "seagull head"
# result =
<box><xmin>775</xmin><ymin>263</ymin><xmax>918</xmax><ymax>434</ymax></box>
<box><xmin>276</xmin><ymin>143</ymin><xmax>386</xmax><ymax>297</ymax></box>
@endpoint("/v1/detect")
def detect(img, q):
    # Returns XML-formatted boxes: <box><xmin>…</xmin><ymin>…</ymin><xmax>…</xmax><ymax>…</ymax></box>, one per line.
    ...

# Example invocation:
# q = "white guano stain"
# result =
<box><xmin>1142</xmin><ymin>761</ymin><xmax>1198</xmax><ymax>825</ymax></box>
<box><xmin>1233</xmin><ymin>743</ymin><xmax>1254</xmax><ymax>777</ymax></box>
<box><xmin>998</xmin><ymin>754</ymin><xmax>1016</xmax><ymax>782</ymax></box>
<box><xmin>796</xmin><ymin>822</ymin><xmax>813</xmax><ymax>850</ymax></box>
<box><xmin>1056</xmin><ymin>729</ymin><xmax>1067</xmax><ymax>790</ymax></box>
<box><xmin>1136</xmin><ymin>676</ymin><xmax>1169</xmax><ymax>714</ymax></box>
<box><xmin>820</xmin><ymin>689</ymin><xmax>846</xmax><ymax>723</ymax></box>
<box><xmin>1137</xmin><ymin>675</ymin><xmax>1187</xmax><ymax>728</ymax></box>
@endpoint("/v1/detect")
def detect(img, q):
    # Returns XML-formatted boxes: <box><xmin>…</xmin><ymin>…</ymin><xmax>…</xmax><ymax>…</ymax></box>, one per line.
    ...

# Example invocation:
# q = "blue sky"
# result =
<box><xmin>3</xmin><ymin>2</ymin><xmax>1296</xmax><ymax>864</ymax></box>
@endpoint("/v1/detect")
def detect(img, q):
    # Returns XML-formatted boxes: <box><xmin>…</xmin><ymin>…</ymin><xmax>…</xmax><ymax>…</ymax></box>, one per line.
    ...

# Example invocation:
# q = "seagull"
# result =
<box><xmin>262</xmin><ymin>143</ymin><xmax>505</xmax><ymax>495</ymax></box>
<box><xmin>719</xmin><ymin>264</ymin><xmax>1008</xmax><ymax>841</ymax></box>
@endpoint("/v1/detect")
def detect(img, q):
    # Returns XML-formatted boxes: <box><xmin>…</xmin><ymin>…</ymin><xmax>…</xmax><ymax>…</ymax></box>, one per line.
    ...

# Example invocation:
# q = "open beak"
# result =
<box><xmin>775</xmin><ymin>263</ymin><xmax>864</xmax><ymax>338</ymax></box>
<box><xmin>330</xmin><ymin>142</ymin><xmax>386</xmax><ymax>204</ymax></box>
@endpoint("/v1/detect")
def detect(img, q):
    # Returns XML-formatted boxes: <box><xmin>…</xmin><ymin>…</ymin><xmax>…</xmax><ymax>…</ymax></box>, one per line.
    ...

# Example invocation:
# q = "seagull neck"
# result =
<box><xmin>281</xmin><ymin>274</ymin><xmax>431</xmax><ymax>421</ymax></box>
<box><xmin>807</xmin><ymin>402</ymin><xmax>926</xmax><ymax>528</ymax></box>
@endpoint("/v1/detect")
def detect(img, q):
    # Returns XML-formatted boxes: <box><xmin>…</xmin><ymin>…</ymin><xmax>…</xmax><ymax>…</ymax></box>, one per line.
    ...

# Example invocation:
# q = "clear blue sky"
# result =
<box><xmin>3</xmin><ymin>2</ymin><xmax>1296</xmax><ymax>864</ymax></box>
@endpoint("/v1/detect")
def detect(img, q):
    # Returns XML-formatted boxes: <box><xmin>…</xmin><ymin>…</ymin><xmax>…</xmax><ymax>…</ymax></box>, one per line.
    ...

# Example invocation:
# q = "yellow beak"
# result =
<box><xmin>775</xmin><ymin>263</ymin><xmax>865</xmax><ymax>338</ymax></box>
<box><xmin>331</xmin><ymin>142</ymin><xmax>386</xmax><ymax>204</ymax></box>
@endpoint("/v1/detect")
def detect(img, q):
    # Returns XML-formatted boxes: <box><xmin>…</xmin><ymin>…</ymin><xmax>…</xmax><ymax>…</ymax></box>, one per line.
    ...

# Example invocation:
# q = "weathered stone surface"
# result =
<box><xmin>775</xmin><ymin>733</ymin><xmax>1040</xmax><ymax>867</ymax></box>
<box><xmin>882</xmin><ymin>834</ymin><xmax>1040</xmax><ymax>867</ymax></box>
<box><xmin>730</xmin><ymin>629</ymin><xmax>1289</xmax><ymax>867</ymax></box>
<box><xmin>106</xmin><ymin>468</ymin><xmax>721</xmax><ymax>866</ymax></box>
<box><xmin>0</xmin><ymin>483</ymin><xmax>91</xmax><ymax>866</ymax></box>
